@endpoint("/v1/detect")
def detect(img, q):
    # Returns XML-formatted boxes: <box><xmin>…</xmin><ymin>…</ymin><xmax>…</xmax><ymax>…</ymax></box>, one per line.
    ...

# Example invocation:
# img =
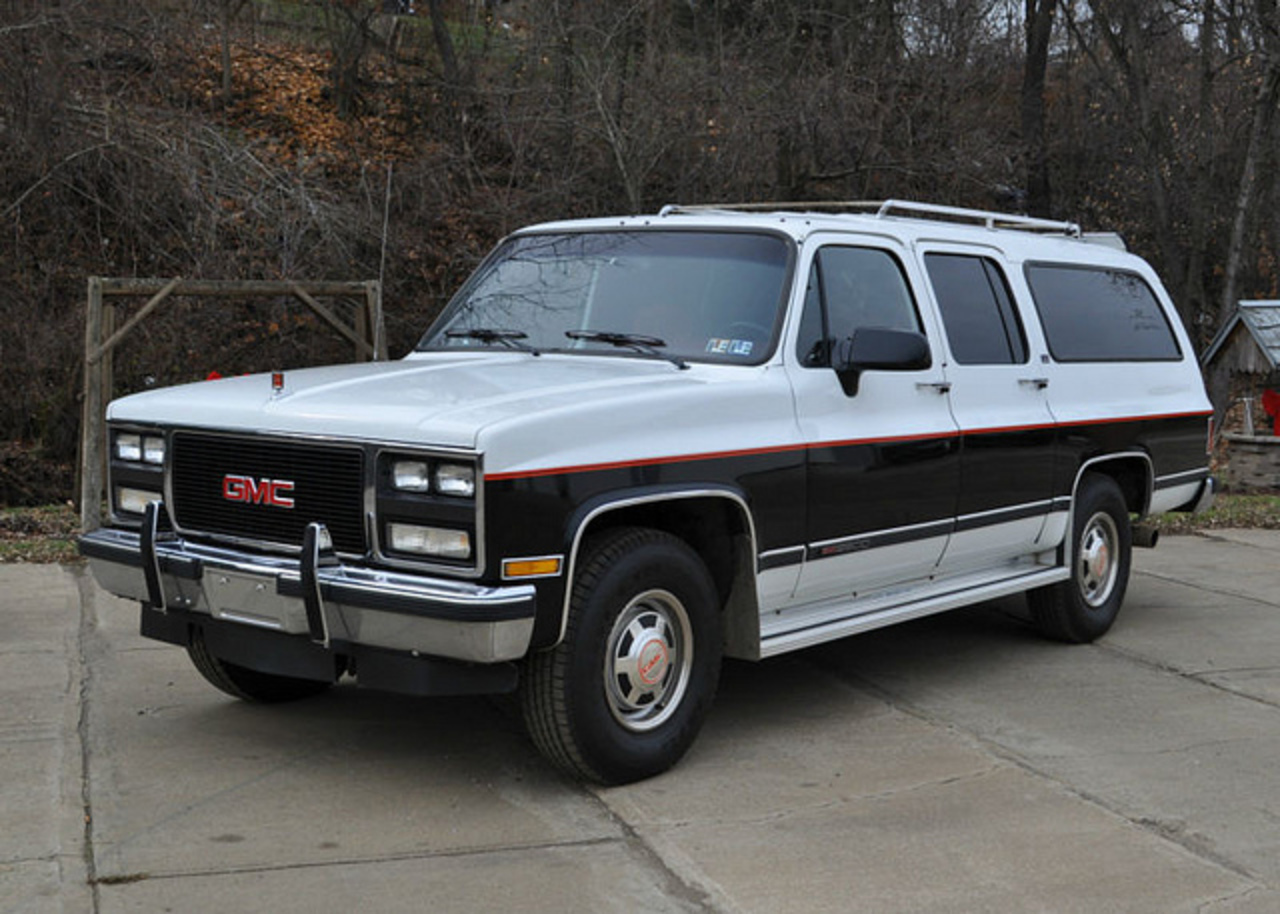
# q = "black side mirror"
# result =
<box><xmin>835</xmin><ymin>327</ymin><xmax>932</xmax><ymax>396</ymax></box>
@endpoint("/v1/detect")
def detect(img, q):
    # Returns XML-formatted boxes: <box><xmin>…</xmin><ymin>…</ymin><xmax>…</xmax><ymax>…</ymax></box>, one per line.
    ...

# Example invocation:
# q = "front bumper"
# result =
<box><xmin>79</xmin><ymin>519</ymin><xmax>536</xmax><ymax>665</ymax></box>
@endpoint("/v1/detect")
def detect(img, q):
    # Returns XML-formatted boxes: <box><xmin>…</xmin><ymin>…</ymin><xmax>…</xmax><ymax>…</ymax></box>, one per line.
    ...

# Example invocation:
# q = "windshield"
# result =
<box><xmin>418</xmin><ymin>230</ymin><xmax>792</xmax><ymax>365</ymax></box>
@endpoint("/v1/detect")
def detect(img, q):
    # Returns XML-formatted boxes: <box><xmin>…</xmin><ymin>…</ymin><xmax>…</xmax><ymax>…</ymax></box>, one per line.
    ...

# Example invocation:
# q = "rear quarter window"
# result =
<box><xmin>1024</xmin><ymin>263</ymin><xmax>1182</xmax><ymax>362</ymax></box>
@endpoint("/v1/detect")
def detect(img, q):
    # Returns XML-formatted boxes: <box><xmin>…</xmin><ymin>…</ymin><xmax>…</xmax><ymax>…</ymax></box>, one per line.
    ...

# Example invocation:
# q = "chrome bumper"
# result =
<box><xmin>79</xmin><ymin>519</ymin><xmax>536</xmax><ymax>665</ymax></box>
<box><xmin>1191</xmin><ymin>475</ymin><xmax>1217</xmax><ymax>514</ymax></box>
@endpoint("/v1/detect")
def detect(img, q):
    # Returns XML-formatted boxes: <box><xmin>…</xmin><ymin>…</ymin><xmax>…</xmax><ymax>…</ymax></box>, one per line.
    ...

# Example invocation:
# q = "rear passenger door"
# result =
<box><xmin>920</xmin><ymin>245</ymin><xmax>1058</xmax><ymax>575</ymax></box>
<box><xmin>789</xmin><ymin>236</ymin><xmax>961</xmax><ymax>605</ymax></box>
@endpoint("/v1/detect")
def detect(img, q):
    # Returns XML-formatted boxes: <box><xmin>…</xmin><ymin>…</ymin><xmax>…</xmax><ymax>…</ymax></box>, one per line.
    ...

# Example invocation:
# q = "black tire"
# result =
<box><xmin>520</xmin><ymin>527</ymin><xmax>722</xmax><ymax>785</ymax></box>
<box><xmin>187</xmin><ymin>628</ymin><xmax>334</xmax><ymax>703</ymax></box>
<box><xmin>1029</xmin><ymin>473</ymin><xmax>1132</xmax><ymax>643</ymax></box>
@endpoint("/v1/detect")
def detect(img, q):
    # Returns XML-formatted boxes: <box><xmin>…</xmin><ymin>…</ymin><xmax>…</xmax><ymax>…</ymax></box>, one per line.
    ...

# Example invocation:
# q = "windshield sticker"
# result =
<box><xmin>706</xmin><ymin>338</ymin><xmax>754</xmax><ymax>357</ymax></box>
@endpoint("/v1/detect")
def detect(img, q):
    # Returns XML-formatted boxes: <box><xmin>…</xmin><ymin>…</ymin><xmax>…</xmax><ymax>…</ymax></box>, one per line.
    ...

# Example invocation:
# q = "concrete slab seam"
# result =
<box><xmin>81</xmin><ymin>835</ymin><xmax>628</xmax><ymax>885</ymax></box>
<box><xmin>72</xmin><ymin>565</ymin><xmax>103</xmax><ymax>913</ymax></box>
<box><xmin>806</xmin><ymin>655</ymin><xmax>1266</xmax><ymax>887</ymax></box>
<box><xmin>1133</xmin><ymin>569</ymin><xmax>1280</xmax><ymax>611</ymax></box>
<box><xmin>1094</xmin><ymin>641</ymin><xmax>1280</xmax><ymax>713</ymax></box>
<box><xmin>586</xmin><ymin>788</ymin><xmax>725</xmax><ymax>913</ymax></box>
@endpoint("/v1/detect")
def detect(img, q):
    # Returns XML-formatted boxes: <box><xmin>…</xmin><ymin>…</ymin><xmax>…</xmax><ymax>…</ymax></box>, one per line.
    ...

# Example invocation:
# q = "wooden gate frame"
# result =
<box><xmin>80</xmin><ymin>277</ymin><xmax>385</xmax><ymax>531</ymax></box>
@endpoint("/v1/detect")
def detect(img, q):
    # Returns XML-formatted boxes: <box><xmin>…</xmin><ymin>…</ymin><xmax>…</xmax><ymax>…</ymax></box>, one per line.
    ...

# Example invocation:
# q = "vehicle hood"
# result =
<box><xmin>107</xmin><ymin>353</ymin><xmax>723</xmax><ymax>452</ymax></box>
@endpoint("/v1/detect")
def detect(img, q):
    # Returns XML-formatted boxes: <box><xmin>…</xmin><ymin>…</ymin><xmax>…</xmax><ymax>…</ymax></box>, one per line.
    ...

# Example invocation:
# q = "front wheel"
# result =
<box><xmin>520</xmin><ymin>527</ymin><xmax>722</xmax><ymax>785</ymax></box>
<box><xmin>1029</xmin><ymin>473</ymin><xmax>1132</xmax><ymax>643</ymax></box>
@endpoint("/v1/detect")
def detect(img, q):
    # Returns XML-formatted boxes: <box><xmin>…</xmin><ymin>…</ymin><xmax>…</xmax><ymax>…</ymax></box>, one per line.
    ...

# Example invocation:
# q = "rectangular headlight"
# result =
<box><xmin>116</xmin><ymin>487</ymin><xmax>161</xmax><ymax>516</ymax></box>
<box><xmin>435</xmin><ymin>463</ymin><xmax>476</xmax><ymax>498</ymax></box>
<box><xmin>143</xmin><ymin>436</ymin><xmax>166</xmax><ymax>465</ymax></box>
<box><xmin>115</xmin><ymin>433</ymin><xmax>142</xmax><ymax>462</ymax></box>
<box><xmin>392</xmin><ymin>460</ymin><xmax>432</xmax><ymax>493</ymax></box>
<box><xmin>387</xmin><ymin>523</ymin><xmax>472</xmax><ymax>560</ymax></box>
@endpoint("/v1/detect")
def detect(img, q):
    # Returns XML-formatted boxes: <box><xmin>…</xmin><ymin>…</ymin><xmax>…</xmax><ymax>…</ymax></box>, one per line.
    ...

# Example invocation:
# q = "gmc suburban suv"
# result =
<box><xmin>80</xmin><ymin>200</ymin><xmax>1216</xmax><ymax>784</ymax></box>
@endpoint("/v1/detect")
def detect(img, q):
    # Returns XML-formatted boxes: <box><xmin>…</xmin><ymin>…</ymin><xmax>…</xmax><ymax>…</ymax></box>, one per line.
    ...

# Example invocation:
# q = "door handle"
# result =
<box><xmin>1019</xmin><ymin>377</ymin><xmax>1049</xmax><ymax>390</ymax></box>
<box><xmin>915</xmin><ymin>381</ymin><xmax>952</xmax><ymax>394</ymax></box>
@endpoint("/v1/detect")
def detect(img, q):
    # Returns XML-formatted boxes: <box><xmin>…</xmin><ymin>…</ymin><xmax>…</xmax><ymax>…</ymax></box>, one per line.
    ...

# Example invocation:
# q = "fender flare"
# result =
<box><xmin>553</xmin><ymin>484</ymin><xmax>759</xmax><ymax>647</ymax></box>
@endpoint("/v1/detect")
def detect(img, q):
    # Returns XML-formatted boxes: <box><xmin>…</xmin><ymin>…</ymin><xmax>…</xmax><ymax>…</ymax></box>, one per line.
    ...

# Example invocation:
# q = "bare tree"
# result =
<box><xmin>1218</xmin><ymin>0</ymin><xmax>1280</xmax><ymax>327</ymax></box>
<box><xmin>1022</xmin><ymin>0</ymin><xmax>1057</xmax><ymax>215</ymax></box>
<box><xmin>319</xmin><ymin>0</ymin><xmax>379</xmax><ymax>119</ymax></box>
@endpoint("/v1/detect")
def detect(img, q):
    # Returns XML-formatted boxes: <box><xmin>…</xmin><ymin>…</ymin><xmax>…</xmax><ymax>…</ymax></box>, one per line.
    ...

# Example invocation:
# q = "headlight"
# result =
<box><xmin>114</xmin><ymin>432</ymin><xmax>165</xmax><ymax>465</ymax></box>
<box><xmin>115</xmin><ymin>433</ymin><xmax>142</xmax><ymax>462</ymax></box>
<box><xmin>142</xmin><ymin>436</ymin><xmax>166</xmax><ymax>465</ymax></box>
<box><xmin>392</xmin><ymin>460</ymin><xmax>432</xmax><ymax>493</ymax></box>
<box><xmin>387</xmin><ymin>523</ymin><xmax>472</xmax><ymax>560</ymax></box>
<box><xmin>116</xmin><ymin>487</ymin><xmax>161</xmax><ymax>515</ymax></box>
<box><xmin>434</xmin><ymin>463</ymin><xmax>476</xmax><ymax>498</ymax></box>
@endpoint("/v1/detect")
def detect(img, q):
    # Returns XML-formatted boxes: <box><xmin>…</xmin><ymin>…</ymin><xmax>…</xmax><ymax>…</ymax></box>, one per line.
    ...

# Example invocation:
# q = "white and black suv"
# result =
<box><xmin>81</xmin><ymin>200</ymin><xmax>1216</xmax><ymax>784</ymax></box>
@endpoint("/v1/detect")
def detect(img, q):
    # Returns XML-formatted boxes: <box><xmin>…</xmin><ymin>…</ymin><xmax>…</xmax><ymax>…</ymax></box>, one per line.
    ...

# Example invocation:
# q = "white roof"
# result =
<box><xmin>518</xmin><ymin>200</ymin><xmax>1138</xmax><ymax>267</ymax></box>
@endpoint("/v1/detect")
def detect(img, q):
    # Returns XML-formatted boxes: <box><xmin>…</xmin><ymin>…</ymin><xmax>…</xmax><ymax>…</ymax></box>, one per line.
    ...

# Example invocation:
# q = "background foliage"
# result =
<box><xmin>3</xmin><ymin>0</ymin><xmax>1279</xmax><ymax>506</ymax></box>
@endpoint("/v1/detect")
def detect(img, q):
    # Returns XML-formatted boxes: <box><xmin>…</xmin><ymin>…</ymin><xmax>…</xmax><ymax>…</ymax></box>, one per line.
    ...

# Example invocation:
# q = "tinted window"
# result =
<box><xmin>1025</xmin><ymin>264</ymin><xmax>1181</xmax><ymax>361</ymax></box>
<box><xmin>795</xmin><ymin>247</ymin><xmax>920</xmax><ymax>368</ymax></box>
<box><xmin>420</xmin><ymin>231</ymin><xmax>791</xmax><ymax>365</ymax></box>
<box><xmin>925</xmin><ymin>254</ymin><xmax>1027</xmax><ymax>365</ymax></box>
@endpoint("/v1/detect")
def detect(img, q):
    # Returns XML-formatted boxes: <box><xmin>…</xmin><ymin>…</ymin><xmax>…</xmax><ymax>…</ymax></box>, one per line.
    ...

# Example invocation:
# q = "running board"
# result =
<box><xmin>759</xmin><ymin>566</ymin><xmax>1070</xmax><ymax>658</ymax></box>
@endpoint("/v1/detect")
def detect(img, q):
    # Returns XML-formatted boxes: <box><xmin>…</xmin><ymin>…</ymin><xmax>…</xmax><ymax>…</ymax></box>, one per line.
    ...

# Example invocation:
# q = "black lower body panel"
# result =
<box><xmin>141</xmin><ymin>605</ymin><xmax>519</xmax><ymax>697</ymax></box>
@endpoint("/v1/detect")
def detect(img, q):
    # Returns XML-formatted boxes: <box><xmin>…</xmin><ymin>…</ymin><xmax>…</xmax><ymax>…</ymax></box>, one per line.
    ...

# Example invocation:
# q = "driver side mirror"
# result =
<box><xmin>834</xmin><ymin>327</ymin><xmax>932</xmax><ymax>396</ymax></box>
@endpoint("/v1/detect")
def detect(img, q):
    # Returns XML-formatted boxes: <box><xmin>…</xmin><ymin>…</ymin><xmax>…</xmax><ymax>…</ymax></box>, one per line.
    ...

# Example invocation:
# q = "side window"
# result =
<box><xmin>1025</xmin><ymin>263</ymin><xmax>1181</xmax><ymax>361</ymax></box>
<box><xmin>795</xmin><ymin>246</ymin><xmax>921</xmax><ymax>368</ymax></box>
<box><xmin>925</xmin><ymin>253</ymin><xmax>1028</xmax><ymax>365</ymax></box>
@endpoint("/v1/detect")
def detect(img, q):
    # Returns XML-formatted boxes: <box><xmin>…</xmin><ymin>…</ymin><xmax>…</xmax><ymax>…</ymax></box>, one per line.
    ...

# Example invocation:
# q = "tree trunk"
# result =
<box><xmin>220</xmin><ymin>0</ymin><xmax>233</xmax><ymax>107</ymax></box>
<box><xmin>1218</xmin><ymin>50</ymin><xmax>1280</xmax><ymax>330</ymax></box>
<box><xmin>426</xmin><ymin>0</ymin><xmax>461</xmax><ymax>95</ymax></box>
<box><xmin>1180</xmin><ymin>0</ymin><xmax>1217</xmax><ymax>349</ymax></box>
<box><xmin>1021</xmin><ymin>0</ymin><xmax>1056</xmax><ymax>216</ymax></box>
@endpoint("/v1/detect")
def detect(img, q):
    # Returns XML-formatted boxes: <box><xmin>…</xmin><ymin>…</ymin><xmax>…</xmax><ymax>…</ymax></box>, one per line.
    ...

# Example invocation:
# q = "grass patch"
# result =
<box><xmin>0</xmin><ymin>504</ymin><xmax>81</xmax><ymax>564</ymax></box>
<box><xmin>1148</xmin><ymin>492</ymin><xmax>1280</xmax><ymax>534</ymax></box>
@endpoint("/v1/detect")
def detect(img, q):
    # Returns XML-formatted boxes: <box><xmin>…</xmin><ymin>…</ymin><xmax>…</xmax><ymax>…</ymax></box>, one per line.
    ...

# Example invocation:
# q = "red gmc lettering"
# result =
<box><xmin>222</xmin><ymin>475</ymin><xmax>296</xmax><ymax>509</ymax></box>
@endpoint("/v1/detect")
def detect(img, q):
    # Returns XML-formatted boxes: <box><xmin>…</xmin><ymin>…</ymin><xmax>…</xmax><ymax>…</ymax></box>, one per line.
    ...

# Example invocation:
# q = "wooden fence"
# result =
<box><xmin>80</xmin><ymin>278</ymin><xmax>385</xmax><ymax>531</ymax></box>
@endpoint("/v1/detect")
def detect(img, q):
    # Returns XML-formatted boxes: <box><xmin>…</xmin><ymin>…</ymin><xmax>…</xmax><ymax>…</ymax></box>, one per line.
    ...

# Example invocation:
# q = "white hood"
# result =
<box><xmin>107</xmin><ymin>353</ymin><xmax>799</xmax><ymax>474</ymax></box>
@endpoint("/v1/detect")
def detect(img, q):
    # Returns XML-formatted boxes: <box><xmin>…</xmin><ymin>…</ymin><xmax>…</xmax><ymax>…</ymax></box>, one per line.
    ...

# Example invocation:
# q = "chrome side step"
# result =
<box><xmin>759</xmin><ymin>565</ymin><xmax>1070</xmax><ymax>658</ymax></box>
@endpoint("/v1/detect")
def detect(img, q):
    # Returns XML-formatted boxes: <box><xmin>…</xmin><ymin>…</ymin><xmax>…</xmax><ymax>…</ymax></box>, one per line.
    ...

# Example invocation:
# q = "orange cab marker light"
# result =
<box><xmin>503</xmin><ymin>557</ymin><xmax>563</xmax><ymax>579</ymax></box>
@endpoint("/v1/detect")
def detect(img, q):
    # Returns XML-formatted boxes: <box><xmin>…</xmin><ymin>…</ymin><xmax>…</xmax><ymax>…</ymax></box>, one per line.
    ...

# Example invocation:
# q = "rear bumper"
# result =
<box><xmin>79</xmin><ymin>523</ymin><xmax>536</xmax><ymax>665</ymax></box>
<box><xmin>1189</xmin><ymin>475</ymin><xmax>1217</xmax><ymax>514</ymax></box>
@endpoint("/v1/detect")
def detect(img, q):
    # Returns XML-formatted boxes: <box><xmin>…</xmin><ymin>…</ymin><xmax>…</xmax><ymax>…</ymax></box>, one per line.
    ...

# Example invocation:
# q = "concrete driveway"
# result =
<box><xmin>6</xmin><ymin>531</ymin><xmax>1280</xmax><ymax>912</ymax></box>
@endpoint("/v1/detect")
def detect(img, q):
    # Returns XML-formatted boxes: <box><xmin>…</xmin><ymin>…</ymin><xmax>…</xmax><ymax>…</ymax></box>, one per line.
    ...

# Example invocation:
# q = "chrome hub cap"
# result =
<box><xmin>1078</xmin><ymin>511</ymin><xmax>1120</xmax><ymax>609</ymax></box>
<box><xmin>604</xmin><ymin>589</ymin><xmax>693</xmax><ymax>732</ymax></box>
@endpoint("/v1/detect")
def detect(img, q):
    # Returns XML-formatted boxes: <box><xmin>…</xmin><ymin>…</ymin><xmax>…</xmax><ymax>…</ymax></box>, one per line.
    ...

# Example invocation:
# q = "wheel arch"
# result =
<box><xmin>556</xmin><ymin>486</ymin><xmax>761</xmax><ymax>653</ymax></box>
<box><xmin>1072</xmin><ymin>451</ymin><xmax>1154</xmax><ymax>517</ymax></box>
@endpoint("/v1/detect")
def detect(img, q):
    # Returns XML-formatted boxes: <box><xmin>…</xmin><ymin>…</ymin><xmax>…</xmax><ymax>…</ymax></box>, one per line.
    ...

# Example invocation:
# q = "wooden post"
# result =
<box><xmin>366</xmin><ymin>280</ymin><xmax>387</xmax><ymax>360</ymax></box>
<box><xmin>80</xmin><ymin>277</ymin><xmax>104</xmax><ymax>531</ymax></box>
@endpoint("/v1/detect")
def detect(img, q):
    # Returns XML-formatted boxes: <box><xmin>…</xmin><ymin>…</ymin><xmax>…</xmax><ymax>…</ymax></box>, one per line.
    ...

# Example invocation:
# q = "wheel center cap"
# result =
<box><xmin>636</xmin><ymin>636</ymin><xmax>670</xmax><ymax>686</ymax></box>
<box><xmin>1090</xmin><ymin>543</ymin><xmax>1110</xmax><ymax>580</ymax></box>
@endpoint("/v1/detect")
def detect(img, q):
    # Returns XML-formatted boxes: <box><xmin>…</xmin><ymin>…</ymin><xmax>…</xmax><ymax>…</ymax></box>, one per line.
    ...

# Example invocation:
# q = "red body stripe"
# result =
<box><xmin>485</xmin><ymin>409</ymin><xmax>1212</xmax><ymax>483</ymax></box>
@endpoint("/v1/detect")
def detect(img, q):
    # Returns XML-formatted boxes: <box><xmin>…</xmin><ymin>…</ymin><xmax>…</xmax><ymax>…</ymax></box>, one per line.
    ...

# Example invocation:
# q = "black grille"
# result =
<box><xmin>171</xmin><ymin>433</ymin><xmax>367</xmax><ymax>554</ymax></box>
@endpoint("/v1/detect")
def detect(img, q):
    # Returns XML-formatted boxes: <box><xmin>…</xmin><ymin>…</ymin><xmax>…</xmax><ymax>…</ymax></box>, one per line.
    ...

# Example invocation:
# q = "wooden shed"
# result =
<box><xmin>1203</xmin><ymin>300</ymin><xmax>1280</xmax><ymax>377</ymax></box>
<box><xmin>1202</xmin><ymin>300</ymin><xmax>1280</xmax><ymax>489</ymax></box>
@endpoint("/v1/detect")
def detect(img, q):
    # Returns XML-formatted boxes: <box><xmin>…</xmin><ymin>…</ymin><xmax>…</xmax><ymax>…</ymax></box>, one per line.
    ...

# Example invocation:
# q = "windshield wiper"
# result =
<box><xmin>446</xmin><ymin>328</ymin><xmax>541</xmax><ymax>356</ymax></box>
<box><xmin>565</xmin><ymin>330</ymin><xmax>689</xmax><ymax>370</ymax></box>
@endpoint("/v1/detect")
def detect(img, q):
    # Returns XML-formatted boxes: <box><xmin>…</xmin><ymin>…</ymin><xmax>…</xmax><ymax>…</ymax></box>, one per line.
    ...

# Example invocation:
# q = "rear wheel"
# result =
<box><xmin>521</xmin><ymin>527</ymin><xmax>722</xmax><ymax>784</ymax></box>
<box><xmin>1029</xmin><ymin>473</ymin><xmax>1132</xmax><ymax>643</ymax></box>
<box><xmin>187</xmin><ymin>628</ymin><xmax>334</xmax><ymax>703</ymax></box>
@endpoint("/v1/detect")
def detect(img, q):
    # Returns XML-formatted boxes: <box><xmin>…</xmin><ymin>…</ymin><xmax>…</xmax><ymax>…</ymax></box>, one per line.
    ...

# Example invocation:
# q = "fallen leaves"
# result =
<box><xmin>184</xmin><ymin>38</ymin><xmax>420</xmax><ymax>171</ymax></box>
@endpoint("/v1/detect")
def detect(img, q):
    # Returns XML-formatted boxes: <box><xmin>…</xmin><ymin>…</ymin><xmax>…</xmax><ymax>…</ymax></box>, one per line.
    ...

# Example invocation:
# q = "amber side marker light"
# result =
<box><xmin>503</xmin><ymin>557</ymin><xmax>563</xmax><ymax>579</ymax></box>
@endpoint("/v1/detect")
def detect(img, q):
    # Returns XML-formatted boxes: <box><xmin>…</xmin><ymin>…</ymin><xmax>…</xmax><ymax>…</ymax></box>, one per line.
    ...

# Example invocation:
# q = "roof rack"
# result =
<box><xmin>658</xmin><ymin>199</ymin><xmax>1082</xmax><ymax>238</ymax></box>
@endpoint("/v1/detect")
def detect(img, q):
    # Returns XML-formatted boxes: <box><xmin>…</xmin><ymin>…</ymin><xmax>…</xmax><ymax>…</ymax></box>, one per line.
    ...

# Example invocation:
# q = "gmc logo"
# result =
<box><xmin>222</xmin><ymin>474</ymin><xmax>296</xmax><ymax>509</ymax></box>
